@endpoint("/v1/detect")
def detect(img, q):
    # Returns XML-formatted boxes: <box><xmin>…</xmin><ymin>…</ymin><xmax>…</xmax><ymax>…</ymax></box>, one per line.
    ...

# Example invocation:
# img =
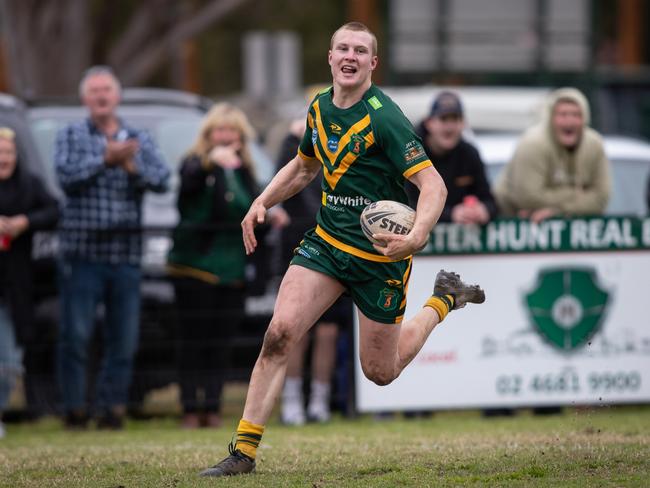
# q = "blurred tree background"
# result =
<box><xmin>0</xmin><ymin>0</ymin><xmax>347</xmax><ymax>97</ymax></box>
<box><xmin>0</xmin><ymin>0</ymin><xmax>648</xmax><ymax>137</ymax></box>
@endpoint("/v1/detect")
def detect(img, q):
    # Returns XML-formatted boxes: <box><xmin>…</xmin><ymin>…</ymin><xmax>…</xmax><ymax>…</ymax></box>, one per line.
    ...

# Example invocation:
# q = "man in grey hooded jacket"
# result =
<box><xmin>494</xmin><ymin>87</ymin><xmax>611</xmax><ymax>223</ymax></box>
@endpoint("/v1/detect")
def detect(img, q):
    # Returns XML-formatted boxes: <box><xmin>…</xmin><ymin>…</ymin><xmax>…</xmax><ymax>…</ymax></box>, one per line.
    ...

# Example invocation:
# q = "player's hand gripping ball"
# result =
<box><xmin>360</xmin><ymin>200</ymin><xmax>415</xmax><ymax>245</ymax></box>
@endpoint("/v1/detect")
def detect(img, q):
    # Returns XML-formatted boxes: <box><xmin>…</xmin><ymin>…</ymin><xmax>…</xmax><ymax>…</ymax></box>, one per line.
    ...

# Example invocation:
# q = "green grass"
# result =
<box><xmin>1</xmin><ymin>404</ymin><xmax>648</xmax><ymax>487</ymax></box>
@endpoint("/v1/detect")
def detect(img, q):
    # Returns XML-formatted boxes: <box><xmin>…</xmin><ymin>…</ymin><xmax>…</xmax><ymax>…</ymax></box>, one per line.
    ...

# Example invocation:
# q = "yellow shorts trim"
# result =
<box><xmin>166</xmin><ymin>263</ymin><xmax>219</xmax><ymax>285</ymax></box>
<box><xmin>314</xmin><ymin>225</ymin><xmax>409</xmax><ymax>263</ymax></box>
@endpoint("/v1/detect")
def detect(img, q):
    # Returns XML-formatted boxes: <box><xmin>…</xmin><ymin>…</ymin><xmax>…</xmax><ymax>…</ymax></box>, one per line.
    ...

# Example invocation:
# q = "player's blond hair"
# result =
<box><xmin>330</xmin><ymin>21</ymin><xmax>377</xmax><ymax>56</ymax></box>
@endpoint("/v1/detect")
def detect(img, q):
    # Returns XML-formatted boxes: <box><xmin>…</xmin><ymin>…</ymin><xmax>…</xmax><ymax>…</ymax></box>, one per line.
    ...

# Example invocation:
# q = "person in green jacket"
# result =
<box><xmin>494</xmin><ymin>87</ymin><xmax>611</xmax><ymax>223</ymax></box>
<box><xmin>168</xmin><ymin>103</ymin><xmax>286</xmax><ymax>429</ymax></box>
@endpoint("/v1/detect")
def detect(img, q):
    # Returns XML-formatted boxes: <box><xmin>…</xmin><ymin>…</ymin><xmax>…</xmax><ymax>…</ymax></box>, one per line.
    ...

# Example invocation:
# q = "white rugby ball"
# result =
<box><xmin>360</xmin><ymin>200</ymin><xmax>416</xmax><ymax>244</ymax></box>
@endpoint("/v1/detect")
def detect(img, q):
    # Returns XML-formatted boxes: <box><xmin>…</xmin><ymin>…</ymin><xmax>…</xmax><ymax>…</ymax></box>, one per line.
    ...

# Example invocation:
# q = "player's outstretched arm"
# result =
<box><xmin>241</xmin><ymin>154</ymin><xmax>321</xmax><ymax>255</ymax></box>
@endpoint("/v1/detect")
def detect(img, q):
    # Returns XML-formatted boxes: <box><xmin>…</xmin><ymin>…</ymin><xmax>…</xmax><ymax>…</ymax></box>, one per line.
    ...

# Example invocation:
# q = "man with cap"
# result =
<box><xmin>406</xmin><ymin>91</ymin><xmax>497</xmax><ymax>225</ymax></box>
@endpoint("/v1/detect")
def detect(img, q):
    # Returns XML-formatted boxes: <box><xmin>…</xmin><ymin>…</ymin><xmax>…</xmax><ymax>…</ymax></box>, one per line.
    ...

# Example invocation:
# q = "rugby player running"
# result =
<box><xmin>200</xmin><ymin>21</ymin><xmax>485</xmax><ymax>477</ymax></box>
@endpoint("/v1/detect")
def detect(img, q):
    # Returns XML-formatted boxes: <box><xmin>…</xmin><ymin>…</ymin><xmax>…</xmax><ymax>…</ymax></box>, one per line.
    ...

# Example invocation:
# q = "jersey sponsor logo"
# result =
<box><xmin>367</xmin><ymin>96</ymin><xmax>383</xmax><ymax>110</ymax></box>
<box><xmin>348</xmin><ymin>133</ymin><xmax>366</xmax><ymax>155</ymax></box>
<box><xmin>329</xmin><ymin>122</ymin><xmax>342</xmax><ymax>134</ymax></box>
<box><xmin>312</xmin><ymin>128</ymin><xmax>318</xmax><ymax>144</ymax></box>
<box><xmin>378</xmin><ymin>288</ymin><xmax>398</xmax><ymax>311</ymax></box>
<box><xmin>325</xmin><ymin>193</ymin><xmax>372</xmax><ymax>208</ymax></box>
<box><xmin>327</xmin><ymin>136</ymin><xmax>339</xmax><ymax>152</ymax></box>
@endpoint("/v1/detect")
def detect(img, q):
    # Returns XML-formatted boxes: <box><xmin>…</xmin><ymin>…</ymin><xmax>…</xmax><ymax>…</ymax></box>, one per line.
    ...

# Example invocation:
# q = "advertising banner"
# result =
<box><xmin>355</xmin><ymin>217</ymin><xmax>650</xmax><ymax>411</ymax></box>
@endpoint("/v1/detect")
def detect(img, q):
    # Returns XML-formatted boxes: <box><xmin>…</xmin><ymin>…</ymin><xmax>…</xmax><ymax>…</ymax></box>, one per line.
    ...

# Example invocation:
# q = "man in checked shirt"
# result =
<box><xmin>54</xmin><ymin>66</ymin><xmax>170</xmax><ymax>430</ymax></box>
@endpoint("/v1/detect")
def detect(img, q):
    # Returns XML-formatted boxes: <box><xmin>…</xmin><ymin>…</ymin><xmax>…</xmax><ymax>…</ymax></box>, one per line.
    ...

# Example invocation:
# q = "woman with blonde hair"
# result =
<box><xmin>168</xmin><ymin>103</ymin><xmax>285</xmax><ymax>428</ymax></box>
<box><xmin>187</xmin><ymin>103</ymin><xmax>258</xmax><ymax>177</ymax></box>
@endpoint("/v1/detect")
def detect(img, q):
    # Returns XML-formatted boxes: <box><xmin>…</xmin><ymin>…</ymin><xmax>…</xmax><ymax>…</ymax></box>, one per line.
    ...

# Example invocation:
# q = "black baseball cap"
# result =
<box><xmin>430</xmin><ymin>91</ymin><xmax>463</xmax><ymax>118</ymax></box>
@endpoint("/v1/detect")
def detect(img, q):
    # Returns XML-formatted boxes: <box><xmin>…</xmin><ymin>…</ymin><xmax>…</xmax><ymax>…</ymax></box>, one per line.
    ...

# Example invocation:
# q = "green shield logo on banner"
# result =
<box><xmin>525</xmin><ymin>267</ymin><xmax>609</xmax><ymax>351</ymax></box>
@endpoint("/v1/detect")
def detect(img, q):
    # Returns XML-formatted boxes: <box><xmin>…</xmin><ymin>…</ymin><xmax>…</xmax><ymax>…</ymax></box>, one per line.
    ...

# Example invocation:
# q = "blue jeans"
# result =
<box><xmin>57</xmin><ymin>259</ymin><xmax>141</xmax><ymax>413</ymax></box>
<box><xmin>0</xmin><ymin>304</ymin><xmax>23</xmax><ymax>411</ymax></box>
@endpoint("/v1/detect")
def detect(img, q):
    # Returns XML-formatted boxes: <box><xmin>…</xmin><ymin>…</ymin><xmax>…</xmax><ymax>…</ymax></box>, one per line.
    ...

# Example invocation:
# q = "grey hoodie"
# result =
<box><xmin>493</xmin><ymin>87</ymin><xmax>611</xmax><ymax>216</ymax></box>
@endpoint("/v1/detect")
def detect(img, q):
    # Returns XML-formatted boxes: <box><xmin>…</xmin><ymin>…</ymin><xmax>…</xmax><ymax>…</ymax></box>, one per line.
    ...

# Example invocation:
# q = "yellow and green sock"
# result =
<box><xmin>234</xmin><ymin>418</ymin><xmax>265</xmax><ymax>460</ymax></box>
<box><xmin>424</xmin><ymin>294</ymin><xmax>455</xmax><ymax>322</ymax></box>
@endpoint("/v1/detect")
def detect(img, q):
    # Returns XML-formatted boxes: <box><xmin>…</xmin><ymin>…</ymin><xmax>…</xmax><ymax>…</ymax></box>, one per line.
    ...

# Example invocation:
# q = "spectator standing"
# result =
<box><xmin>55</xmin><ymin>66</ymin><xmax>170</xmax><ymax>430</ymax></box>
<box><xmin>405</xmin><ymin>91</ymin><xmax>497</xmax><ymax>224</ymax></box>
<box><xmin>167</xmin><ymin>103</ymin><xmax>287</xmax><ymax>429</ymax></box>
<box><xmin>494</xmin><ymin>87</ymin><xmax>611</xmax><ymax>222</ymax></box>
<box><xmin>276</xmin><ymin>119</ymin><xmax>353</xmax><ymax>426</ymax></box>
<box><xmin>0</xmin><ymin>127</ymin><xmax>59</xmax><ymax>436</ymax></box>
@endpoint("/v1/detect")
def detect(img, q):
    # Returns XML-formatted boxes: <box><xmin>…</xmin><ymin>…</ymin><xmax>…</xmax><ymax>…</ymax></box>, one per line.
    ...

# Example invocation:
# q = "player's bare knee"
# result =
<box><xmin>366</xmin><ymin>371</ymin><xmax>395</xmax><ymax>386</ymax></box>
<box><xmin>361</xmin><ymin>363</ymin><xmax>395</xmax><ymax>386</ymax></box>
<box><xmin>260</xmin><ymin>320</ymin><xmax>296</xmax><ymax>360</ymax></box>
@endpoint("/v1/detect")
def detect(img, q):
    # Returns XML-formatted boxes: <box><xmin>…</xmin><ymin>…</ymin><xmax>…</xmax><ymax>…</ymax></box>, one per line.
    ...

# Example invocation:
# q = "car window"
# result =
<box><xmin>29</xmin><ymin>118</ymin><xmax>62</xmax><ymax>193</ymax></box>
<box><xmin>607</xmin><ymin>158</ymin><xmax>649</xmax><ymax>216</ymax></box>
<box><xmin>484</xmin><ymin>163</ymin><xmax>503</xmax><ymax>186</ymax></box>
<box><xmin>141</xmin><ymin>117</ymin><xmax>201</xmax><ymax>194</ymax></box>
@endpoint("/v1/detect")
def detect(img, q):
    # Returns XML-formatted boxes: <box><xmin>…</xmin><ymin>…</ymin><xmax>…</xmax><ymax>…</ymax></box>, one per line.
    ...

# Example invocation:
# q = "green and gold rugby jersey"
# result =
<box><xmin>298</xmin><ymin>84</ymin><xmax>432</xmax><ymax>262</ymax></box>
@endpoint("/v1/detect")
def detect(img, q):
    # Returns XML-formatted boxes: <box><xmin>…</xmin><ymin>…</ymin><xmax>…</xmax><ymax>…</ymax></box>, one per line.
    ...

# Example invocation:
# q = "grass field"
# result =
<box><xmin>1</xmin><ymin>394</ymin><xmax>648</xmax><ymax>488</ymax></box>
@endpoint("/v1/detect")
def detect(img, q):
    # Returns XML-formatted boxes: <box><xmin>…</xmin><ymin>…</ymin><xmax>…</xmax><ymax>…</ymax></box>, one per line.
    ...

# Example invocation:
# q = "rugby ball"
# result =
<box><xmin>360</xmin><ymin>200</ymin><xmax>416</xmax><ymax>244</ymax></box>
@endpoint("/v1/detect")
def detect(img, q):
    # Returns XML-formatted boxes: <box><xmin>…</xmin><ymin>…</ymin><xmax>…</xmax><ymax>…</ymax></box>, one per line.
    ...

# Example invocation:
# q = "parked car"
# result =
<box><xmin>474</xmin><ymin>132</ymin><xmax>650</xmax><ymax>216</ymax></box>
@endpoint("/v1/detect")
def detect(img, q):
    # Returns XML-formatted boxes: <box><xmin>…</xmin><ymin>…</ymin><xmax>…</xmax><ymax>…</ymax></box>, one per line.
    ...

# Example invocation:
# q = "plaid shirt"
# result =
<box><xmin>55</xmin><ymin>118</ymin><xmax>170</xmax><ymax>265</ymax></box>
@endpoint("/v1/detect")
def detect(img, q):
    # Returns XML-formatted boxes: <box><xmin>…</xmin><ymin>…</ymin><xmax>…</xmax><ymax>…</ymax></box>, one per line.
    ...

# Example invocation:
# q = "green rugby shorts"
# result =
<box><xmin>290</xmin><ymin>229</ymin><xmax>412</xmax><ymax>324</ymax></box>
